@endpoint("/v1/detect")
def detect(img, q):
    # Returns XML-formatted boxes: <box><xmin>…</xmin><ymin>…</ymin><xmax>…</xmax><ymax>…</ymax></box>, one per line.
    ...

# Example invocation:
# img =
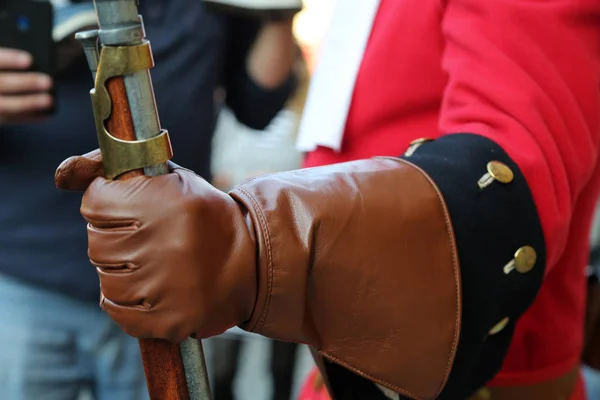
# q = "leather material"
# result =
<box><xmin>399</xmin><ymin>134</ymin><xmax>546</xmax><ymax>400</ymax></box>
<box><xmin>57</xmin><ymin>152</ymin><xmax>461</xmax><ymax>399</ymax></box>
<box><xmin>230</xmin><ymin>158</ymin><xmax>461</xmax><ymax>400</ymax></box>
<box><xmin>55</xmin><ymin>149</ymin><xmax>104</xmax><ymax>192</ymax></box>
<box><xmin>56</xmin><ymin>151</ymin><xmax>258</xmax><ymax>343</ymax></box>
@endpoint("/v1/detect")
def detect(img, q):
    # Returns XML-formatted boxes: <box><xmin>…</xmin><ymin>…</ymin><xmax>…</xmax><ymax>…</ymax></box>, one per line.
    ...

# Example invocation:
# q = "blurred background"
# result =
<box><xmin>2</xmin><ymin>1</ymin><xmax>335</xmax><ymax>399</ymax></box>
<box><xmin>204</xmin><ymin>3</ymin><xmax>325</xmax><ymax>399</ymax></box>
<box><xmin>0</xmin><ymin>0</ymin><xmax>599</xmax><ymax>399</ymax></box>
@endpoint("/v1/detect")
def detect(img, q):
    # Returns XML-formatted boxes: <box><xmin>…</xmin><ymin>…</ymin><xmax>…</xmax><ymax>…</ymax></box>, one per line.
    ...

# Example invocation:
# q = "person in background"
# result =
<box><xmin>0</xmin><ymin>0</ymin><xmax>299</xmax><ymax>398</ymax></box>
<box><xmin>209</xmin><ymin>53</ymin><xmax>309</xmax><ymax>400</ymax></box>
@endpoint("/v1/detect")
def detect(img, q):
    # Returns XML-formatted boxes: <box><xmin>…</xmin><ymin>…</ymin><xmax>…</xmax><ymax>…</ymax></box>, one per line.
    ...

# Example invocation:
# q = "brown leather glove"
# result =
<box><xmin>56</xmin><ymin>150</ymin><xmax>459</xmax><ymax>400</ymax></box>
<box><xmin>56</xmin><ymin>150</ymin><xmax>257</xmax><ymax>342</ymax></box>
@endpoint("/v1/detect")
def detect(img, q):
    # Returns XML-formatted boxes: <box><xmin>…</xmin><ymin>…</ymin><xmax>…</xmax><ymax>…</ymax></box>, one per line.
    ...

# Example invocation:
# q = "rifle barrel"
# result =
<box><xmin>95</xmin><ymin>0</ymin><xmax>166</xmax><ymax>176</ymax></box>
<box><xmin>86</xmin><ymin>1</ymin><xmax>213</xmax><ymax>399</ymax></box>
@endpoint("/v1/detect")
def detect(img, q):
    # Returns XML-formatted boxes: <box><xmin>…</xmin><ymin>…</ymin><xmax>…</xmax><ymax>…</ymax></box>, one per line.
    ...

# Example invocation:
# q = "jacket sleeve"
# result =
<box><xmin>229</xmin><ymin>2</ymin><xmax>599</xmax><ymax>400</ymax></box>
<box><xmin>393</xmin><ymin>0</ymin><xmax>600</xmax><ymax>398</ymax></box>
<box><xmin>222</xmin><ymin>16</ymin><xmax>297</xmax><ymax>130</ymax></box>
<box><xmin>438</xmin><ymin>0</ymin><xmax>600</xmax><ymax>269</ymax></box>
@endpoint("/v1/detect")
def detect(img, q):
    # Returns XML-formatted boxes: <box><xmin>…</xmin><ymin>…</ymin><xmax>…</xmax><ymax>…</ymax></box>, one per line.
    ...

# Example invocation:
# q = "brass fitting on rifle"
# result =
<box><xmin>90</xmin><ymin>40</ymin><xmax>173</xmax><ymax>179</ymax></box>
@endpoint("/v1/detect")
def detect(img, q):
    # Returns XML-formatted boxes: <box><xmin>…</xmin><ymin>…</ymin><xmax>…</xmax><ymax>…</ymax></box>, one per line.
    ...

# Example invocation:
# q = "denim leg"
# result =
<box><xmin>0</xmin><ymin>275</ymin><xmax>89</xmax><ymax>400</ymax></box>
<box><xmin>584</xmin><ymin>365</ymin><xmax>600</xmax><ymax>400</ymax></box>
<box><xmin>87</xmin><ymin>311</ymin><xmax>149</xmax><ymax>400</ymax></box>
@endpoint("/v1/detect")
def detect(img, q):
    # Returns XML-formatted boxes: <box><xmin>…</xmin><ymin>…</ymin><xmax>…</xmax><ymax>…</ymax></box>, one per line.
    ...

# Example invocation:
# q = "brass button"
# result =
<box><xmin>404</xmin><ymin>137</ymin><xmax>434</xmax><ymax>157</ymax></box>
<box><xmin>478</xmin><ymin>161</ymin><xmax>514</xmax><ymax>189</ymax></box>
<box><xmin>514</xmin><ymin>246</ymin><xmax>537</xmax><ymax>273</ymax></box>
<box><xmin>489</xmin><ymin>317</ymin><xmax>510</xmax><ymax>335</ymax></box>
<box><xmin>504</xmin><ymin>246</ymin><xmax>537</xmax><ymax>275</ymax></box>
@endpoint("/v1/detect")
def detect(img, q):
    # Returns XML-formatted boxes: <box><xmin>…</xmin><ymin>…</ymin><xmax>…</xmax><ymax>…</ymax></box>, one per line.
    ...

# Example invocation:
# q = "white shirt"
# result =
<box><xmin>295</xmin><ymin>0</ymin><xmax>381</xmax><ymax>152</ymax></box>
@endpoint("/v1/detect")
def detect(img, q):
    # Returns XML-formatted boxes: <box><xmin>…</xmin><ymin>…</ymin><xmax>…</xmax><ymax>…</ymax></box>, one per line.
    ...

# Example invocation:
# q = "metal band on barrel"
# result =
<box><xmin>90</xmin><ymin>41</ymin><xmax>173</xmax><ymax>179</ymax></box>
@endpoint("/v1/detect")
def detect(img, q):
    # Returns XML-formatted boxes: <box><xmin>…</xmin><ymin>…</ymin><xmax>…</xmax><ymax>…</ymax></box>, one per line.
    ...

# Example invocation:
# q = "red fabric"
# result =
<box><xmin>297</xmin><ymin>369</ymin><xmax>331</xmax><ymax>400</ymax></box>
<box><xmin>302</xmin><ymin>0</ymin><xmax>600</xmax><ymax>398</ymax></box>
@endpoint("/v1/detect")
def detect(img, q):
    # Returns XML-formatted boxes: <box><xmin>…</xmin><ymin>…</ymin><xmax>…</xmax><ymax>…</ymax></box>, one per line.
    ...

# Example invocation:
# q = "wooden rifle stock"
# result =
<box><xmin>105</xmin><ymin>77</ymin><xmax>192</xmax><ymax>399</ymax></box>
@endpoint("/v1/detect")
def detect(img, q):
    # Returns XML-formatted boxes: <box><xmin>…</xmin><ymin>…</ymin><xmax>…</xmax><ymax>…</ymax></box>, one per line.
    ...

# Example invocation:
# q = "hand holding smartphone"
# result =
<box><xmin>0</xmin><ymin>0</ymin><xmax>55</xmax><ymax>123</ymax></box>
<box><xmin>0</xmin><ymin>47</ymin><xmax>53</xmax><ymax>123</ymax></box>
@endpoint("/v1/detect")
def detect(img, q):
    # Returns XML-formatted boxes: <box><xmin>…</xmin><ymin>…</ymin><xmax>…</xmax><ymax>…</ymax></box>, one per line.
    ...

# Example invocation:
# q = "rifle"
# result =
<box><xmin>75</xmin><ymin>1</ymin><xmax>212</xmax><ymax>398</ymax></box>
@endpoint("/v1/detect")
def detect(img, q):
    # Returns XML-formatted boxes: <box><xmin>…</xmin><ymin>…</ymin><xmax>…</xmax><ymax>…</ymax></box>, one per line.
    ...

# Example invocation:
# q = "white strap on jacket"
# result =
<box><xmin>295</xmin><ymin>0</ymin><xmax>381</xmax><ymax>152</ymax></box>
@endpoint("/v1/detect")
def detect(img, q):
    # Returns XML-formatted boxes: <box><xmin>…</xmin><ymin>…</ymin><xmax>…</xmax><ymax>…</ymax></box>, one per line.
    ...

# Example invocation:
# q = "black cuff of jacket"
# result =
<box><xmin>398</xmin><ymin>133</ymin><xmax>546</xmax><ymax>399</ymax></box>
<box><xmin>314</xmin><ymin>134</ymin><xmax>546</xmax><ymax>400</ymax></box>
<box><xmin>225</xmin><ymin>69</ymin><xmax>297</xmax><ymax>131</ymax></box>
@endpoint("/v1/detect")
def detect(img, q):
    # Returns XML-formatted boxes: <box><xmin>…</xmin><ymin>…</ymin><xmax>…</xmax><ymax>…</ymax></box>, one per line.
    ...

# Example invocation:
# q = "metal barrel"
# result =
<box><xmin>93</xmin><ymin>0</ymin><xmax>167</xmax><ymax>176</ymax></box>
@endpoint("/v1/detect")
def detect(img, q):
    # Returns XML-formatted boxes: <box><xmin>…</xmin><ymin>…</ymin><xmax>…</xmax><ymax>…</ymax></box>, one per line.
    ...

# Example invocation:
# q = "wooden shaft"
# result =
<box><xmin>105</xmin><ymin>76</ymin><xmax>191</xmax><ymax>400</ymax></box>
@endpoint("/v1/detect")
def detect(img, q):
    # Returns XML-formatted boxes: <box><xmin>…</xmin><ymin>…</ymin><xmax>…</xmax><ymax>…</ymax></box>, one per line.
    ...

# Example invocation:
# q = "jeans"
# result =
<box><xmin>0</xmin><ymin>274</ymin><xmax>149</xmax><ymax>400</ymax></box>
<box><xmin>584</xmin><ymin>365</ymin><xmax>600</xmax><ymax>400</ymax></box>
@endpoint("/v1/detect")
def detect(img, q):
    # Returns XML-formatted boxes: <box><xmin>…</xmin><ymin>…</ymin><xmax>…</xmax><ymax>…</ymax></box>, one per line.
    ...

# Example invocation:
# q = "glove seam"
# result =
<box><xmin>237</xmin><ymin>186</ymin><xmax>275</xmax><ymax>333</ymax></box>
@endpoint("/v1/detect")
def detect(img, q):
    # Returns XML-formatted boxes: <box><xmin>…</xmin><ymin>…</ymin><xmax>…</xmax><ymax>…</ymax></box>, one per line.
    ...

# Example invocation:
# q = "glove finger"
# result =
<box><xmin>88</xmin><ymin>225</ymin><xmax>153</xmax><ymax>306</ymax></box>
<box><xmin>97</xmin><ymin>267</ymin><xmax>150</xmax><ymax>308</ymax></box>
<box><xmin>55</xmin><ymin>149</ymin><xmax>104</xmax><ymax>191</ymax></box>
<box><xmin>88</xmin><ymin>224</ymin><xmax>142</xmax><ymax>270</ymax></box>
<box><xmin>102</xmin><ymin>298</ymin><xmax>189</xmax><ymax>342</ymax></box>
<box><xmin>101</xmin><ymin>297</ymin><xmax>155</xmax><ymax>339</ymax></box>
<box><xmin>81</xmin><ymin>172</ymin><xmax>183</xmax><ymax>225</ymax></box>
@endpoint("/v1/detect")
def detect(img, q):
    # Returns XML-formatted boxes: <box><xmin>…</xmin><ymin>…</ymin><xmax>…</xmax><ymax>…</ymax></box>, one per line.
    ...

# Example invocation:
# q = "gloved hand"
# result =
<box><xmin>203</xmin><ymin>0</ymin><xmax>303</xmax><ymax>19</ymax></box>
<box><xmin>56</xmin><ymin>148</ymin><xmax>459</xmax><ymax>400</ymax></box>
<box><xmin>56</xmin><ymin>150</ymin><xmax>258</xmax><ymax>342</ymax></box>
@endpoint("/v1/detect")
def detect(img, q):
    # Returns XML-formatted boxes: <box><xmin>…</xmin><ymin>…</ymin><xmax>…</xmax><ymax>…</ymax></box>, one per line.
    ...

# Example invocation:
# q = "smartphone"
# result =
<box><xmin>0</xmin><ymin>0</ymin><xmax>55</xmax><ymax>114</ymax></box>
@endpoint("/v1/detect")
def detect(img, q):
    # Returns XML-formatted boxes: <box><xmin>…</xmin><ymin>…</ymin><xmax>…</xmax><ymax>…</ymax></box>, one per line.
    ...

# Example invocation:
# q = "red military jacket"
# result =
<box><xmin>301</xmin><ymin>0</ymin><xmax>600</xmax><ymax>398</ymax></box>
